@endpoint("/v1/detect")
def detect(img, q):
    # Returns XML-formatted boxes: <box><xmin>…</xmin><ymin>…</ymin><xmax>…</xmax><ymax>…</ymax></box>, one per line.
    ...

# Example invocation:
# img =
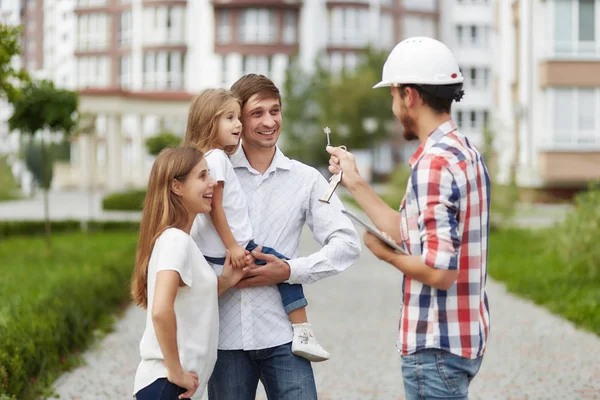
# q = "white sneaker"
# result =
<box><xmin>291</xmin><ymin>323</ymin><xmax>331</xmax><ymax>362</ymax></box>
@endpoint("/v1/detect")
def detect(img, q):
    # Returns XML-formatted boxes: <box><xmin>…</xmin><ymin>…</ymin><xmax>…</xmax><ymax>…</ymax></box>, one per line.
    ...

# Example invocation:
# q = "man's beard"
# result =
<box><xmin>400</xmin><ymin>109</ymin><xmax>418</xmax><ymax>141</ymax></box>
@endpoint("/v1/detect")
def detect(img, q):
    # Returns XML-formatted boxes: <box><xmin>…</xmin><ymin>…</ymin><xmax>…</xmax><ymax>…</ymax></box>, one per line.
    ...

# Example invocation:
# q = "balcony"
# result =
<box><xmin>538</xmin><ymin>151</ymin><xmax>600</xmax><ymax>187</ymax></box>
<box><xmin>212</xmin><ymin>0</ymin><xmax>302</xmax><ymax>9</ymax></box>
<box><xmin>539</xmin><ymin>60</ymin><xmax>600</xmax><ymax>87</ymax></box>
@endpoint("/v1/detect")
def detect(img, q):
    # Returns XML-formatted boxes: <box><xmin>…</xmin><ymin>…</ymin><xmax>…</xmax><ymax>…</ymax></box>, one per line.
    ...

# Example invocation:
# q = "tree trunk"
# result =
<box><xmin>40</xmin><ymin>136</ymin><xmax>52</xmax><ymax>250</ymax></box>
<box><xmin>43</xmin><ymin>187</ymin><xmax>51</xmax><ymax>250</ymax></box>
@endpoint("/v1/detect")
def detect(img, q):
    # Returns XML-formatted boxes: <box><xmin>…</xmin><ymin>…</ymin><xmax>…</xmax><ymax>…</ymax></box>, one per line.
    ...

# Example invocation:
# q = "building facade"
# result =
<box><xmin>440</xmin><ymin>0</ymin><xmax>494</xmax><ymax>147</ymax></box>
<box><xmin>494</xmin><ymin>0</ymin><xmax>600</xmax><ymax>198</ymax></box>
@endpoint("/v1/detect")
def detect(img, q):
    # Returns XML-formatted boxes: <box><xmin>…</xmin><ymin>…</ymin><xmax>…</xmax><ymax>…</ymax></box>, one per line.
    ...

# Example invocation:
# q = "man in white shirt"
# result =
<box><xmin>206</xmin><ymin>74</ymin><xmax>361</xmax><ymax>400</ymax></box>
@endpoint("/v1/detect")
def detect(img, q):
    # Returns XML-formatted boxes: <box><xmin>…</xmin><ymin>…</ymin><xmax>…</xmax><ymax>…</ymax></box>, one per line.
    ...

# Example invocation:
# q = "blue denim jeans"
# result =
<box><xmin>135</xmin><ymin>378</ymin><xmax>189</xmax><ymax>400</ymax></box>
<box><xmin>204</xmin><ymin>241</ymin><xmax>308</xmax><ymax>314</ymax></box>
<box><xmin>401</xmin><ymin>349</ymin><xmax>483</xmax><ymax>400</ymax></box>
<box><xmin>207</xmin><ymin>342</ymin><xmax>317</xmax><ymax>400</ymax></box>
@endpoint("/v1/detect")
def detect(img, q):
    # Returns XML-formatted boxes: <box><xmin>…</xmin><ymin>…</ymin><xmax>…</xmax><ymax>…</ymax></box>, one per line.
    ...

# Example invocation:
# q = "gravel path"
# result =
<box><xmin>50</xmin><ymin>224</ymin><xmax>600</xmax><ymax>400</ymax></box>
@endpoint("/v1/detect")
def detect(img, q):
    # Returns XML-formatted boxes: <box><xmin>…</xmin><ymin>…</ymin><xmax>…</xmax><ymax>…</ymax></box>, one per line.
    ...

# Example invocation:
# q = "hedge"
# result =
<box><xmin>102</xmin><ymin>189</ymin><xmax>146</xmax><ymax>211</ymax></box>
<box><xmin>0</xmin><ymin>231</ymin><xmax>138</xmax><ymax>399</ymax></box>
<box><xmin>0</xmin><ymin>220</ymin><xmax>139</xmax><ymax>238</ymax></box>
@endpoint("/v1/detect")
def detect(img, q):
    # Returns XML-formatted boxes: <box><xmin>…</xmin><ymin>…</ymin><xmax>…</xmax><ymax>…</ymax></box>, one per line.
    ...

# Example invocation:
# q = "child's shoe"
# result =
<box><xmin>291</xmin><ymin>323</ymin><xmax>331</xmax><ymax>362</ymax></box>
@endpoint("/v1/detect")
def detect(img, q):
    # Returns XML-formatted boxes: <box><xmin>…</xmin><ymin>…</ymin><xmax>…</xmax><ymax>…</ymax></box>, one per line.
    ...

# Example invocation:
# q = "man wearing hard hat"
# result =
<box><xmin>327</xmin><ymin>37</ymin><xmax>491</xmax><ymax>399</ymax></box>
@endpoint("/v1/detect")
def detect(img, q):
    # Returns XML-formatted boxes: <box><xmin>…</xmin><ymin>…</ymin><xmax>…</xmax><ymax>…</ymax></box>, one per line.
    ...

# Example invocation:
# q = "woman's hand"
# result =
<box><xmin>167</xmin><ymin>369</ymin><xmax>199</xmax><ymax>399</ymax></box>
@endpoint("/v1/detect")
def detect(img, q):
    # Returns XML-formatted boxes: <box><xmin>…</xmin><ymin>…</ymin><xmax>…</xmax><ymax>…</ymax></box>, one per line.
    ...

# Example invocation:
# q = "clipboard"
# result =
<box><xmin>342</xmin><ymin>209</ymin><xmax>409</xmax><ymax>255</ymax></box>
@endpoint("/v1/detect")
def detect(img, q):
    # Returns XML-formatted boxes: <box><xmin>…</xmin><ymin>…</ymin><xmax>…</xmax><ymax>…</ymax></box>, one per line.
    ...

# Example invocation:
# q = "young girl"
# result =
<box><xmin>131</xmin><ymin>147</ymin><xmax>248</xmax><ymax>400</ymax></box>
<box><xmin>183</xmin><ymin>88</ymin><xmax>331</xmax><ymax>362</ymax></box>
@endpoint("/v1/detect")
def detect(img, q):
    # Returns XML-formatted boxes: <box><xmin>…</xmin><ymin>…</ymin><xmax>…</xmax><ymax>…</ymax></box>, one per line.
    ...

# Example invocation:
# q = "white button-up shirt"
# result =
<box><xmin>200</xmin><ymin>145</ymin><xmax>361</xmax><ymax>351</ymax></box>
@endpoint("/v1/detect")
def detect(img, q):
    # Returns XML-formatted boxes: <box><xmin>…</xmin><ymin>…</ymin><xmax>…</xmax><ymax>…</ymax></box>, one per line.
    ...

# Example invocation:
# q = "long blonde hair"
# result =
<box><xmin>183</xmin><ymin>88</ymin><xmax>242</xmax><ymax>155</ymax></box>
<box><xmin>131</xmin><ymin>146</ymin><xmax>205</xmax><ymax>308</ymax></box>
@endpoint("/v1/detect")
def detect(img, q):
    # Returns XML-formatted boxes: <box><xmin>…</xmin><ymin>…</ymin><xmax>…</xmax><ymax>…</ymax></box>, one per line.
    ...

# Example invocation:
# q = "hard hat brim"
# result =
<box><xmin>372</xmin><ymin>81</ymin><xmax>391</xmax><ymax>89</ymax></box>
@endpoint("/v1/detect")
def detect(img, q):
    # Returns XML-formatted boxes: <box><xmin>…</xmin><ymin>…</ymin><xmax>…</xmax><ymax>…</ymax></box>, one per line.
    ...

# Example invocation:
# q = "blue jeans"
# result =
<box><xmin>401</xmin><ymin>349</ymin><xmax>483</xmax><ymax>400</ymax></box>
<box><xmin>207</xmin><ymin>342</ymin><xmax>317</xmax><ymax>400</ymax></box>
<box><xmin>135</xmin><ymin>378</ymin><xmax>189</xmax><ymax>400</ymax></box>
<box><xmin>204</xmin><ymin>241</ymin><xmax>307</xmax><ymax>314</ymax></box>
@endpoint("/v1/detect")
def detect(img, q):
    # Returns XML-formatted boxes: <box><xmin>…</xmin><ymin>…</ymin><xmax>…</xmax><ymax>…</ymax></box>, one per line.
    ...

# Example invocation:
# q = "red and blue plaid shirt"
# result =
<box><xmin>398</xmin><ymin>120</ymin><xmax>491</xmax><ymax>359</ymax></box>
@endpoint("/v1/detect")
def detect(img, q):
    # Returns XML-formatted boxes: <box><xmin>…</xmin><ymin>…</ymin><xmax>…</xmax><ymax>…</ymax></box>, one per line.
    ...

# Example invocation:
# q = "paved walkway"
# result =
<box><xmin>1</xmin><ymin>192</ymin><xmax>594</xmax><ymax>399</ymax></box>
<box><xmin>49</xmin><ymin>225</ymin><xmax>600</xmax><ymax>400</ymax></box>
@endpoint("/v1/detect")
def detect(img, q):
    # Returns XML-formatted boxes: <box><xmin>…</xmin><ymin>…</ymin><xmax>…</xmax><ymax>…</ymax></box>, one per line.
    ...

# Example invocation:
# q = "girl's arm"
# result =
<box><xmin>152</xmin><ymin>271</ymin><xmax>196</xmax><ymax>386</ymax></box>
<box><xmin>209</xmin><ymin>182</ymin><xmax>247</xmax><ymax>268</ymax></box>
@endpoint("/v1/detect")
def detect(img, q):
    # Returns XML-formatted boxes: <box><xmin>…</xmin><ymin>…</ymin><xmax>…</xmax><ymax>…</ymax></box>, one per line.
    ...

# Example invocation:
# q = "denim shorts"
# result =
<box><xmin>401</xmin><ymin>349</ymin><xmax>483</xmax><ymax>400</ymax></box>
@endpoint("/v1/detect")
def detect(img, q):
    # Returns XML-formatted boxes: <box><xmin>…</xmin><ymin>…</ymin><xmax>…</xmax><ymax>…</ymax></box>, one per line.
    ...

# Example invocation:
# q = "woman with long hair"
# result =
<box><xmin>131</xmin><ymin>146</ymin><xmax>248</xmax><ymax>400</ymax></box>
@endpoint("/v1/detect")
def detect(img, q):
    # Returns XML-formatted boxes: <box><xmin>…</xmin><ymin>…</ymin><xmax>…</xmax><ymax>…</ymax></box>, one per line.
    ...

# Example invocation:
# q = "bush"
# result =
<box><xmin>102</xmin><ymin>189</ymin><xmax>146</xmax><ymax>211</ymax></box>
<box><xmin>0</xmin><ymin>156</ymin><xmax>20</xmax><ymax>202</ymax></box>
<box><xmin>145</xmin><ymin>131</ymin><xmax>182</xmax><ymax>156</ymax></box>
<box><xmin>0</xmin><ymin>231</ymin><xmax>138</xmax><ymax>398</ymax></box>
<box><xmin>552</xmin><ymin>182</ymin><xmax>600</xmax><ymax>279</ymax></box>
<box><xmin>0</xmin><ymin>220</ymin><xmax>139</xmax><ymax>238</ymax></box>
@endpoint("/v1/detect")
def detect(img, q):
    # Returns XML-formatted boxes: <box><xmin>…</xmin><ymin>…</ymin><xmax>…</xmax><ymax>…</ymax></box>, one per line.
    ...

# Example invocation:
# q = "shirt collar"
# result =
<box><xmin>408</xmin><ymin>120</ymin><xmax>458</xmax><ymax>168</ymax></box>
<box><xmin>230</xmin><ymin>142</ymin><xmax>293</xmax><ymax>174</ymax></box>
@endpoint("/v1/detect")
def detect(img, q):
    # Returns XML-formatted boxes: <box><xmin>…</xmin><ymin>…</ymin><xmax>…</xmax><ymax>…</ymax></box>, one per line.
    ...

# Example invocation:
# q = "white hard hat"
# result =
<box><xmin>373</xmin><ymin>37</ymin><xmax>463</xmax><ymax>89</ymax></box>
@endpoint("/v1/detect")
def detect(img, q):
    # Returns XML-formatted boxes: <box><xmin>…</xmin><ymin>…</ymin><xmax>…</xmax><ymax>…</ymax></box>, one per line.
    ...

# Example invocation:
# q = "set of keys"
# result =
<box><xmin>318</xmin><ymin>126</ymin><xmax>346</xmax><ymax>204</ymax></box>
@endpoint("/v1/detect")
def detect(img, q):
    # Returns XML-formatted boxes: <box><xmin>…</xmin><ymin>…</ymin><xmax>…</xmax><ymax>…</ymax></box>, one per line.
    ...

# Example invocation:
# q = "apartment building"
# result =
<box><xmin>45</xmin><ymin>0</ymin><xmax>441</xmax><ymax>191</ymax></box>
<box><xmin>495</xmin><ymin>0</ymin><xmax>600</xmax><ymax>199</ymax></box>
<box><xmin>439</xmin><ymin>0</ymin><xmax>494</xmax><ymax>147</ymax></box>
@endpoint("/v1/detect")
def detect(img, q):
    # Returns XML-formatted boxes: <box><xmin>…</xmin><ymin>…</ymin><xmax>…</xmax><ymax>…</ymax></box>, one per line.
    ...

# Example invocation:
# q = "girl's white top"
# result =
<box><xmin>133</xmin><ymin>228</ymin><xmax>219</xmax><ymax>398</ymax></box>
<box><xmin>192</xmin><ymin>148</ymin><xmax>253</xmax><ymax>257</ymax></box>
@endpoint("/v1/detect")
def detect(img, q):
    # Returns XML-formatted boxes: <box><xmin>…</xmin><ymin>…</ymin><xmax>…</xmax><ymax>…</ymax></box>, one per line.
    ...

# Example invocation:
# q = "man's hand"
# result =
<box><xmin>235</xmin><ymin>247</ymin><xmax>291</xmax><ymax>288</ymax></box>
<box><xmin>326</xmin><ymin>145</ymin><xmax>362</xmax><ymax>188</ymax></box>
<box><xmin>364</xmin><ymin>231</ymin><xmax>398</xmax><ymax>263</ymax></box>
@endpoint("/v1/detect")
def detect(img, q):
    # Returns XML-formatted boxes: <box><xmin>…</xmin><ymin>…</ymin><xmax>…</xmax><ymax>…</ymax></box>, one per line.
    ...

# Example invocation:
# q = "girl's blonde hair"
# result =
<box><xmin>131</xmin><ymin>146</ymin><xmax>205</xmax><ymax>308</ymax></box>
<box><xmin>183</xmin><ymin>88</ymin><xmax>242</xmax><ymax>155</ymax></box>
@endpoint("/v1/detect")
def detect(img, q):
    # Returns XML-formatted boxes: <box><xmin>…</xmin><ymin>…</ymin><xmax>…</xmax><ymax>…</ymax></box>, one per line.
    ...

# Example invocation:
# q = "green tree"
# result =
<box><xmin>8</xmin><ymin>80</ymin><xmax>78</xmax><ymax>250</ymax></box>
<box><xmin>0</xmin><ymin>24</ymin><xmax>30</xmax><ymax>102</ymax></box>
<box><xmin>282</xmin><ymin>48</ymin><xmax>394</xmax><ymax>170</ymax></box>
<box><xmin>145</xmin><ymin>131</ymin><xmax>182</xmax><ymax>156</ymax></box>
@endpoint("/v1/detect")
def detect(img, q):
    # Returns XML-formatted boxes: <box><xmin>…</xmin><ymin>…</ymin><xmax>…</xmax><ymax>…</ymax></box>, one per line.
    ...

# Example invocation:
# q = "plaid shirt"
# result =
<box><xmin>398</xmin><ymin>120</ymin><xmax>491</xmax><ymax>359</ymax></box>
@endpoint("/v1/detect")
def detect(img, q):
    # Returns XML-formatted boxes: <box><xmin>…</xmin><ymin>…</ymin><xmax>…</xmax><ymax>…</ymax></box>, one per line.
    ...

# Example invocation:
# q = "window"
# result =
<box><xmin>143</xmin><ymin>51</ymin><xmax>185</xmax><ymax>90</ymax></box>
<box><xmin>456</xmin><ymin>24</ymin><xmax>489</xmax><ymax>48</ymax></box>
<box><xmin>402</xmin><ymin>15</ymin><xmax>437</xmax><ymax>39</ymax></box>
<box><xmin>548</xmin><ymin>87</ymin><xmax>600</xmax><ymax>147</ymax></box>
<box><xmin>380</xmin><ymin>14</ymin><xmax>394</xmax><ymax>48</ymax></box>
<box><xmin>217</xmin><ymin>10</ymin><xmax>231</xmax><ymax>44</ymax></box>
<box><xmin>329</xmin><ymin>51</ymin><xmax>358</xmax><ymax>74</ymax></box>
<box><xmin>120</xmin><ymin>56</ymin><xmax>132</xmax><ymax>89</ymax></box>
<box><xmin>402</xmin><ymin>0</ymin><xmax>437</xmax><ymax>11</ymax></box>
<box><xmin>453</xmin><ymin>109</ymin><xmax>490</xmax><ymax>132</ymax></box>
<box><xmin>552</xmin><ymin>0</ymin><xmax>598</xmax><ymax>57</ymax></box>
<box><xmin>220</xmin><ymin>55</ymin><xmax>230</xmax><ymax>86</ymax></box>
<box><xmin>461</xmin><ymin>66</ymin><xmax>490</xmax><ymax>89</ymax></box>
<box><xmin>77</xmin><ymin>56</ymin><xmax>109</xmax><ymax>88</ymax></box>
<box><xmin>456</xmin><ymin>110</ymin><xmax>463</xmax><ymax>129</ymax></box>
<box><xmin>119</xmin><ymin>11</ymin><xmax>132</xmax><ymax>46</ymax></box>
<box><xmin>77</xmin><ymin>13</ymin><xmax>109</xmax><ymax>50</ymax></box>
<box><xmin>239</xmin><ymin>9</ymin><xmax>276</xmax><ymax>44</ymax></box>
<box><xmin>242</xmin><ymin>55</ymin><xmax>273</xmax><ymax>77</ymax></box>
<box><xmin>77</xmin><ymin>0</ymin><xmax>106</xmax><ymax>7</ymax></box>
<box><xmin>283</xmin><ymin>11</ymin><xmax>297</xmax><ymax>45</ymax></box>
<box><xmin>143</xmin><ymin>6</ymin><xmax>185</xmax><ymax>45</ymax></box>
<box><xmin>329</xmin><ymin>7</ymin><xmax>369</xmax><ymax>47</ymax></box>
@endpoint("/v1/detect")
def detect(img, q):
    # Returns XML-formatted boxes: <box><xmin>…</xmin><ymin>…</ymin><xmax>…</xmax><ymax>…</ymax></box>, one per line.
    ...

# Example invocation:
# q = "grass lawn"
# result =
<box><xmin>488</xmin><ymin>228</ymin><xmax>600</xmax><ymax>336</ymax></box>
<box><xmin>0</xmin><ymin>231</ymin><xmax>138</xmax><ymax>399</ymax></box>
